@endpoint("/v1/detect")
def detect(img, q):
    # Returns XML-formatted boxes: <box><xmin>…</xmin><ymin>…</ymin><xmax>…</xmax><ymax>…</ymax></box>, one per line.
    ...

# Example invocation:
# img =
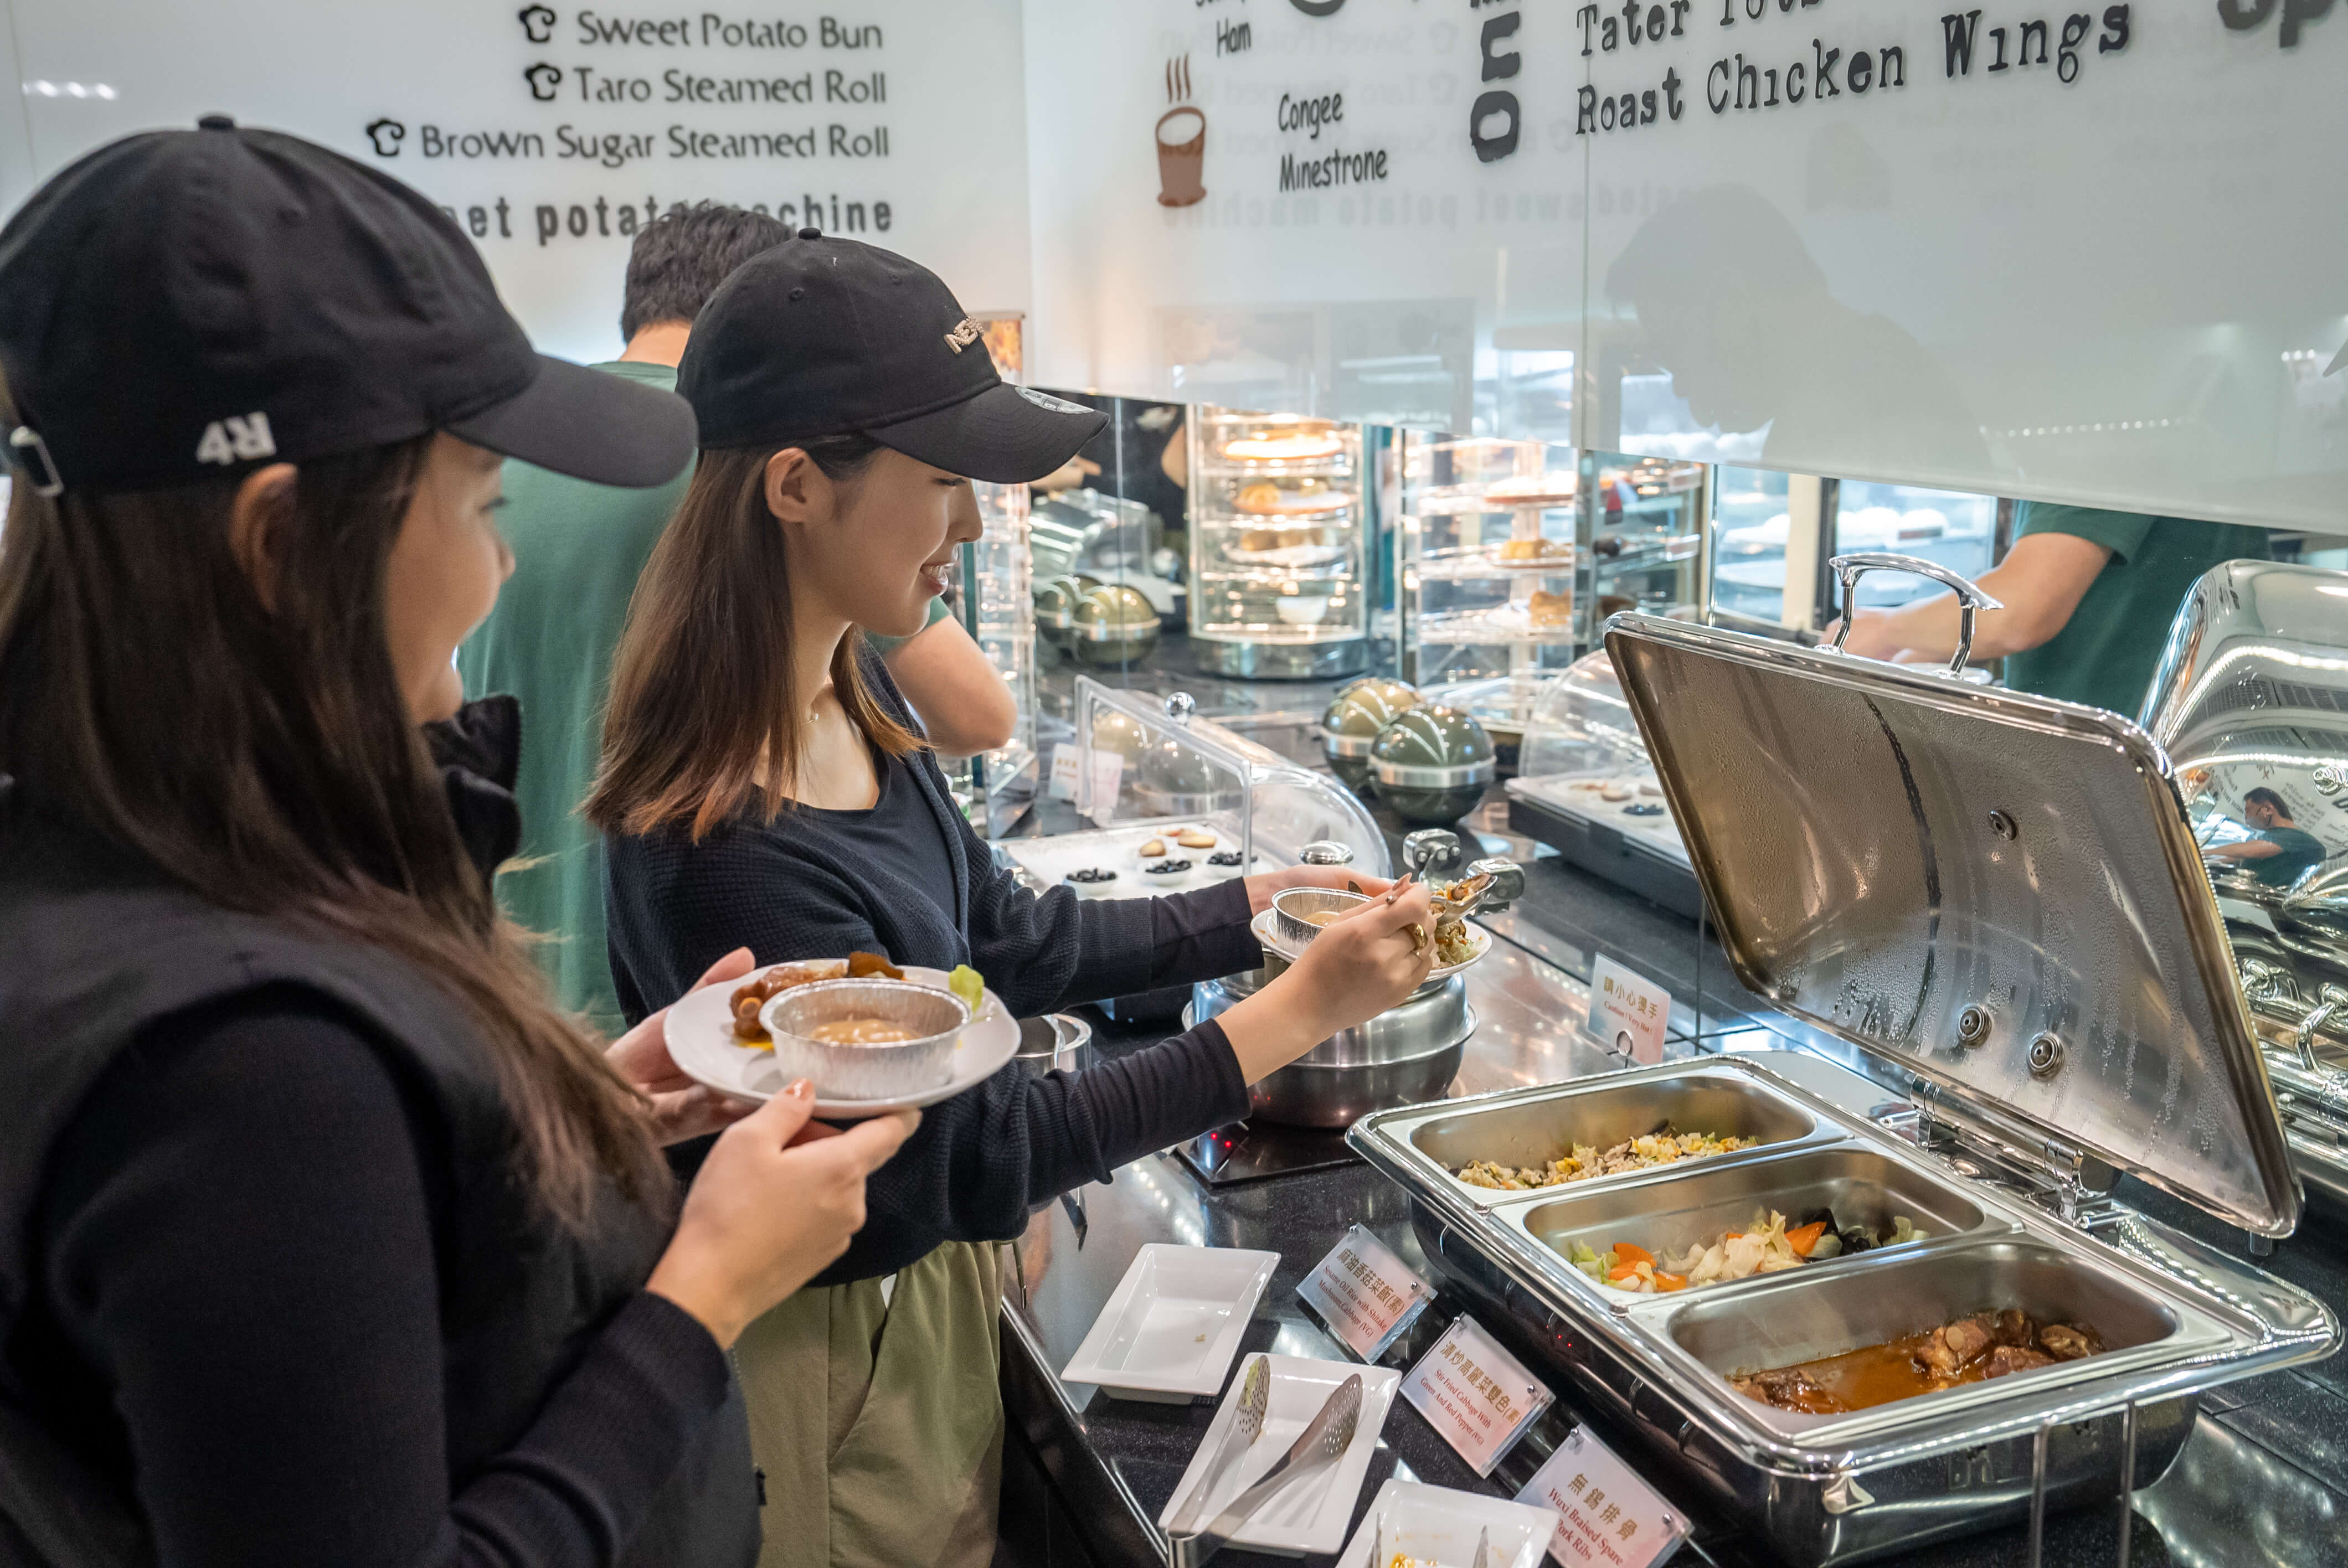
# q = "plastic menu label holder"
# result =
<box><xmin>1295</xmin><ymin>1223</ymin><xmax>1432</xmax><ymax>1363</ymax></box>
<box><xmin>1516</xmin><ymin>1425</ymin><xmax>1687</xmax><ymax>1568</ymax></box>
<box><xmin>1400</xmin><ymin>1314</ymin><xmax>1552</xmax><ymax>1477</ymax></box>
<box><xmin>1047</xmin><ymin>746</ymin><xmax>1082</xmax><ymax>802</ymax></box>
<box><xmin>1587</xmin><ymin>956</ymin><xmax>1669</xmax><ymax>1065</ymax></box>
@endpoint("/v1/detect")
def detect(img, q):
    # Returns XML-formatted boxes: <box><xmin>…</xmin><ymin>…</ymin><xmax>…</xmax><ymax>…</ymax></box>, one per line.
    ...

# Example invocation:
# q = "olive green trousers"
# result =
<box><xmin>736</xmin><ymin>1241</ymin><xmax>1003</xmax><ymax>1568</ymax></box>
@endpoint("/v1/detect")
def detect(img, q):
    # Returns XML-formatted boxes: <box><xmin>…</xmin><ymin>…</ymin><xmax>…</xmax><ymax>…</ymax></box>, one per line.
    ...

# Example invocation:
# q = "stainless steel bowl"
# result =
<box><xmin>1270</xmin><ymin>885</ymin><xmax>1369</xmax><ymax>947</ymax></box>
<box><xmin>760</xmin><ymin>978</ymin><xmax>968</xmax><ymax>1101</ymax></box>
<box><xmin>1190</xmin><ymin>964</ymin><xmax>1474</xmax><ymax>1128</ymax></box>
<box><xmin>1014</xmin><ymin>1012</ymin><xmax>1095</xmax><ymax>1078</ymax></box>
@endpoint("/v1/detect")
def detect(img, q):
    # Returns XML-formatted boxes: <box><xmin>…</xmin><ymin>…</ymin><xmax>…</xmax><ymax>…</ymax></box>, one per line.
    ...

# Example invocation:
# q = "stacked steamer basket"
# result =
<box><xmin>1349</xmin><ymin>559</ymin><xmax>2339</xmax><ymax>1567</ymax></box>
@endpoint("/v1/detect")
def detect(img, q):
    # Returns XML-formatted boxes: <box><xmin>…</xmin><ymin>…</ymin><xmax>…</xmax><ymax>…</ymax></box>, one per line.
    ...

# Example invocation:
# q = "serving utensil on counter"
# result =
<box><xmin>1168</xmin><ymin>1355</ymin><xmax>1269</xmax><ymax>1532</ymax></box>
<box><xmin>1169</xmin><ymin>1373</ymin><xmax>1363</xmax><ymax>1567</ymax></box>
<box><xmin>1471</xmin><ymin>1525</ymin><xmax>1493</xmax><ymax>1568</ymax></box>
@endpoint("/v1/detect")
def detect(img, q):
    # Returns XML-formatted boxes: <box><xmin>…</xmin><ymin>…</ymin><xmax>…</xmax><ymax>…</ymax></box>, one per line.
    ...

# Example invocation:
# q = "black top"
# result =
<box><xmin>18</xmin><ymin>991</ymin><xmax>737</xmax><ymax>1568</ymax></box>
<box><xmin>604</xmin><ymin>652</ymin><xmax>1268</xmax><ymax>1283</ymax></box>
<box><xmin>0</xmin><ymin>728</ymin><xmax>755</xmax><ymax>1568</ymax></box>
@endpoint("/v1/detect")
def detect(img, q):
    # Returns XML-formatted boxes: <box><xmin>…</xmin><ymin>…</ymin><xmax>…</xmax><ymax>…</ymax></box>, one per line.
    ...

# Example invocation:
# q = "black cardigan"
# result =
<box><xmin>604</xmin><ymin>648</ymin><xmax>1268</xmax><ymax>1282</ymax></box>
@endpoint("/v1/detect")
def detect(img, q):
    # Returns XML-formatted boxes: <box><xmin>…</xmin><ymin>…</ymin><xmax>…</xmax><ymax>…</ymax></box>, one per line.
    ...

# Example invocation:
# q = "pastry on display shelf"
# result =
<box><xmin>1221</xmin><ymin>429</ymin><xmax>1343</xmax><ymax>463</ymax></box>
<box><xmin>1527</xmin><ymin>589</ymin><xmax>1573</xmax><ymax>627</ymax></box>
<box><xmin>1233</xmin><ymin>479</ymin><xmax>1350</xmax><ymax>516</ymax></box>
<box><xmin>1496</xmin><ymin>537</ymin><xmax>1571</xmax><ymax>564</ymax></box>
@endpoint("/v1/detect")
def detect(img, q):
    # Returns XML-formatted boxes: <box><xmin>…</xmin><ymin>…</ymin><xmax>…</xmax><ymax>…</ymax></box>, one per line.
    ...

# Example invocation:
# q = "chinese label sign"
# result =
<box><xmin>1516</xmin><ymin>1425</ymin><xmax>1688</xmax><ymax>1568</ymax></box>
<box><xmin>1588</xmin><ymin>956</ymin><xmax>1670</xmax><ymax>1065</ymax></box>
<box><xmin>1401</xmin><ymin>1314</ymin><xmax>1552</xmax><ymax>1477</ymax></box>
<box><xmin>1296</xmin><ymin>1223</ymin><xmax>1433</xmax><ymax>1362</ymax></box>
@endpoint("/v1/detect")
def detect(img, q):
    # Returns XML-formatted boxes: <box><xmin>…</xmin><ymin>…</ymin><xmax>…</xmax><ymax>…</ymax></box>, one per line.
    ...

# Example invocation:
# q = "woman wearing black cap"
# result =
<box><xmin>589</xmin><ymin>235</ymin><xmax>1437</xmax><ymax>1567</ymax></box>
<box><xmin>0</xmin><ymin>124</ymin><xmax>915</xmax><ymax>1567</ymax></box>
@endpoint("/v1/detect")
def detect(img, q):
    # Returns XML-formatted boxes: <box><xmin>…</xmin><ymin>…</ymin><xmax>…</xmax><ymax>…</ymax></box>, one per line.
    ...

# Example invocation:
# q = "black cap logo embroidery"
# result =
<box><xmin>944</xmin><ymin>318</ymin><xmax>983</xmax><ymax>354</ymax></box>
<box><xmin>194</xmin><ymin>413</ymin><xmax>276</xmax><ymax>467</ymax></box>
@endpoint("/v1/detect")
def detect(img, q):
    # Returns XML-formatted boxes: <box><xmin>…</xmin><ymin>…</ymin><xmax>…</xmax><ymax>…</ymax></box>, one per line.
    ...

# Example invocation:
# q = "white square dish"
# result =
<box><xmin>1332</xmin><ymin>1478</ymin><xmax>1556</xmax><ymax>1568</ymax></box>
<box><xmin>1060</xmin><ymin>1244</ymin><xmax>1279</xmax><ymax>1402</ymax></box>
<box><xmin>1156</xmin><ymin>1353</ymin><xmax>1402</xmax><ymax>1556</ymax></box>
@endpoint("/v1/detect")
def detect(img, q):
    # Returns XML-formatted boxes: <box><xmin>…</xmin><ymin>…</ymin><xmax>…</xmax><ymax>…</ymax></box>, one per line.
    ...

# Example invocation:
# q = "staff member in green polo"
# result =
<box><xmin>2207</xmin><ymin>787</ymin><xmax>2330</xmax><ymax>890</ymax></box>
<box><xmin>459</xmin><ymin>205</ymin><xmax>1016</xmax><ymax>1034</ymax></box>
<box><xmin>1833</xmin><ymin>502</ymin><xmax>2272</xmax><ymax>716</ymax></box>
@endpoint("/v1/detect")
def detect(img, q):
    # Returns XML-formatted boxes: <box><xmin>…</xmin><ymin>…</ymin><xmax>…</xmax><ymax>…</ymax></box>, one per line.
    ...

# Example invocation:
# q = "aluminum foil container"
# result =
<box><xmin>759</xmin><ymin>978</ymin><xmax>968</xmax><ymax>1101</ymax></box>
<box><xmin>1271</xmin><ymin>886</ymin><xmax>1369</xmax><ymax>947</ymax></box>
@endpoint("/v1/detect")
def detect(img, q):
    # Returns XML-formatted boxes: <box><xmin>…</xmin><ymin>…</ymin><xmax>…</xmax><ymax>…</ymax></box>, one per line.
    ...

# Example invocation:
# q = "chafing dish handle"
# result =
<box><xmin>2294</xmin><ymin>984</ymin><xmax>2348</xmax><ymax>1072</ymax></box>
<box><xmin>1825</xmin><ymin>552</ymin><xmax>2006</xmax><ymax>677</ymax></box>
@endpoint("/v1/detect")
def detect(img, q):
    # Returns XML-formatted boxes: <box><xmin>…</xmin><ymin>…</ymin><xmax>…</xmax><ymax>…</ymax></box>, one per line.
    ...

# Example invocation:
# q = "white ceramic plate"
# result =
<box><xmin>1331</xmin><ymin>1479</ymin><xmax>1556</xmax><ymax>1568</ymax></box>
<box><xmin>1252</xmin><ymin>909</ymin><xmax>1492</xmax><ymax>982</ymax></box>
<box><xmin>664</xmin><ymin>962</ymin><xmax>1019</xmax><ymax>1115</ymax></box>
<box><xmin>1156</xmin><ymin>1353</ymin><xmax>1400</xmax><ymax>1556</ymax></box>
<box><xmin>1059</xmin><ymin>1244</ymin><xmax>1279</xmax><ymax>1403</ymax></box>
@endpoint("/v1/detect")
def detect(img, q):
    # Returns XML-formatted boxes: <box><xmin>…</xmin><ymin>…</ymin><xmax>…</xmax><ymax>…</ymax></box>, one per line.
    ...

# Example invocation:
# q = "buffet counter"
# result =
<box><xmin>996</xmin><ymin>964</ymin><xmax>2348</xmax><ymax>1568</ymax></box>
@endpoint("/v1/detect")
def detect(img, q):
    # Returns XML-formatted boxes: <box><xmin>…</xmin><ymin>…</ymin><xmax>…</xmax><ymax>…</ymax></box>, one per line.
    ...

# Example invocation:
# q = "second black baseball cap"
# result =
<box><xmin>0</xmin><ymin>117</ymin><xmax>693</xmax><ymax>497</ymax></box>
<box><xmin>678</xmin><ymin>233</ymin><xmax>1105</xmax><ymax>484</ymax></box>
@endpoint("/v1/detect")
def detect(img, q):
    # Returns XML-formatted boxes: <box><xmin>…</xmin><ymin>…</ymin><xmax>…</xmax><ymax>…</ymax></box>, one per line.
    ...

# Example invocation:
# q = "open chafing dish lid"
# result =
<box><xmin>1605</xmin><ymin>611</ymin><xmax>2300</xmax><ymax>1236</ymax></box>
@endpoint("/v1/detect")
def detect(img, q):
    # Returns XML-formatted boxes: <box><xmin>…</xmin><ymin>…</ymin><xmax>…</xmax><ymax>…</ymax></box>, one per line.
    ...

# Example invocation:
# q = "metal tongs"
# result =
<box><xmin>1168</xmin><ymin>1373</ymin><xmax>1363</xmax><ymax>1567</ymax></box>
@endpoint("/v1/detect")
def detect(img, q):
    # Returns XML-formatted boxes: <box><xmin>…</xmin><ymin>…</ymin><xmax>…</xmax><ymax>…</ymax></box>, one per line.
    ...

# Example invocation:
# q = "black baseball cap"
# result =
<box><xmin>678</xmin><ymin>232</ymin><xmax>1105</xmax><ymax>484</ymax></box>
<box><xmin>0</xmin><ymin>117</ymin><xmax>693</xmax><ymax>497</ymax></box>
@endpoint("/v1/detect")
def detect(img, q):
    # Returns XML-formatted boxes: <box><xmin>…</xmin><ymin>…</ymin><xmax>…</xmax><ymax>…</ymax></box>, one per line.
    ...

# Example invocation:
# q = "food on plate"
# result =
<box><xmin>1235</xmin><ymin>482</ymin><xmax>1281</xmax><ymax>512</ymax></box>
<box><xmin>1569</xmin><ymin>1207</ymin><xmax>1924</xmax><ymax>1294</ymax></box>
<box><xmin>846</xmin><ymin>951</ymin><xmax>904</xmax><ymax>980</ymax></box>
<box><xmin>1177</xmin><ymin>828</ymin><xmax>1217</xmax><ymax>849</ymax></box>
<box><xmin>728</xmin><ymin>960</ymin><xmax>849</xmax><ymax>1041</ymax></box>
<box><xmin>1208</xmin><ymin>850</ymin><xmax>1245</xmax><ymax>868</ymax></box>
<box><xmin>1732</xmin><ymin>1310</ymin><xmax>2109</xmax><ymax>1415</ymax></box>
<box><xmin>1623</xmin><ymin>802</ymin><xmax>1665</xmax><ymax>818</ymax></box>
<box><xmin>1143</xmin><ymin>858</ymin><xmax>1192</xmax><ymax>876</ymax></box>
<box><xmin>1528</xmin><ymin>589</ymin><xmax>1572</xmax><ymax>627</ymax></box>
<box><xmin>804</xmin><ymin>1018</ymin><xmax>923</xmax><ymax>1045</ymax></box>
<box><xmin>1139</xmin><ymin>837</ymin><xmax>1168</xmax><ymax>858</ymax></box>
<box><xmin>1456</xmin><ymin>1128</ymin><xmax>1759</xmax><ymax>1190</ymax></box>
<box><xmin>1301</xmin><ymin>909</ymin><xmax>1346</xmax><ymax>928</ymax></box>
<box><xmin>1238</xmin><ymin>527</ymin><xmax>1282</xmax><ymax>552</ymax></box>
<box><xmin>1497</xmin><ymin>537</ymin><xmax>1569</xmax><ymax>562</ymax></box>
<box><xmin>1600</xmin><ymin>780</ymin><xmax>1635</xmax><ymax>802</ymax></box>
<box><xmin>1432</xmin><ymin>919</ymin><xmax>1479</xmax><ymax>966</ymax></box>
<box><xmin>1223</xmin><ymin>430</ymin><xmax>1343</xmax><ymax>462</ymax></box>
<box><xmin>948</xmin><ymin>964</ymin><xmax>985</xmax><ymax>1016</ymax></box>
<box><xmin>1639</xmin><ymin>780</ymin><xmax>1663</xmax><ymax>796</ymax></box>
<box><xmin>1065</xmin><ymin>866</ymin><xmax>1118</xmax><ymax>885</ymax></box>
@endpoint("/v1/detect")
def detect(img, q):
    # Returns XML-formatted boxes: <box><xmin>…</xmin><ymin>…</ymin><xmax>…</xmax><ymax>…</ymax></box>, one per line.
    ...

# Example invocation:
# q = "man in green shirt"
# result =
<box><xmin>1835</xmin><ymin>502</ymin><xmax>2272</xmax><ymax>718</ymax></box>
<box><xmin>2207</xmin><ymin>787</ymin><xmax>2330</xmax><ymax>890</ymax></box>
<box><xmin>460</xmin><ymin>204</ymin><xmax>1016</xmax><ymax>1031</ymax></box>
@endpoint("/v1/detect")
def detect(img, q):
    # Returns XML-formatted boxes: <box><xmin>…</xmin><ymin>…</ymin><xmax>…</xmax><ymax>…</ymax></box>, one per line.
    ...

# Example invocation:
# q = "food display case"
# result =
<box><xmin>1502</xmin><ymin>649</ymin><xmax>1702</xmax><ymax>919</ymax></box>
<box><xmin>1583</xmin><ymin>451</ymin><xmax>1707</xmax><ymax>625</ymax></box>
<box><xmin>1185</xmin><ymin>409</ymin><xmax>1371</xmax><ymax>679</ymax></box>
<box><xmin>2141</xmin><ymin>559</ymin><xmax>2348</xmax><ymax>1217</ymax></box>
<box><xmin>997</xmin><ymin>677</ymin><xmax>1389</xmax><ymax>899</ymax></box>
<box><xmin>1394</xmin><ymin>434</ymin><xmax>1578</xmax><ymax>688</ymax></box>
<box><xmin>1351</xmin><ymin>587</ymin><xmax>2337</xmax><ymax>1566</ymax></box>
<box><xmin>942</xmin><ymin>480</ymin><xmax>1039</xmax><ymax>839</ymax></box>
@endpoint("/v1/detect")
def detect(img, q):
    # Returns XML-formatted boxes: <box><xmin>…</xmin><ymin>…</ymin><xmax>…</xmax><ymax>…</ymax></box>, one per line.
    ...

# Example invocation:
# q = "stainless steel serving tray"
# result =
<box><xmin>1351</xmin><ymin>1058</ymin><xmax>2337</xmax><ymax>1565</ymax></box>
<box><xmin>1374</xmin><ymin>1056</ymin><xmax>1836</xmax><ymax>1211</ymax></box>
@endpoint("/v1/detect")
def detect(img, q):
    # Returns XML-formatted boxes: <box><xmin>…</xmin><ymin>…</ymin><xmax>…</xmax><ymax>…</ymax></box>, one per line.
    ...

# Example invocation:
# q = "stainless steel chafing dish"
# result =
<box><xmin>1350</xmin><ymin>560</ymin><xmax>2340</xmax><ymax>1567</ymax></box>
<box><xmin>2140</xmin><ymin>559</ymin><xmax>2348</xmax><ymax>1218</ymax></box>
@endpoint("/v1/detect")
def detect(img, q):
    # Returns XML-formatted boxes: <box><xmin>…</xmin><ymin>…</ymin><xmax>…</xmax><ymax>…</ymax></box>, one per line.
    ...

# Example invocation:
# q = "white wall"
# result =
<box><xmin>2</xmin><ymin>0</ymin><xmax>1031</xmax><ymax>364</ymax></box>
<box><xmin>1021</xmin><ymin>0</ymin><xmax>2348</xmax><ymax>529</ymax></box>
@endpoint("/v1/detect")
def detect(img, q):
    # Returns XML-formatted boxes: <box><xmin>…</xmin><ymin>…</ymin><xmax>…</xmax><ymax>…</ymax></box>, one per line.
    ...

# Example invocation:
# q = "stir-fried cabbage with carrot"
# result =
<box><xmin>1567</xmin><ymin>1208</ymin><xmax>1922</xmax><ymax>1294</ymax></box>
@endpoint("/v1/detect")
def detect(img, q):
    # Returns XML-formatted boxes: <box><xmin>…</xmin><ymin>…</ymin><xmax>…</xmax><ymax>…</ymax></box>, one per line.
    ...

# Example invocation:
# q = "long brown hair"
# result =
<box><xmin>586</xmin><ymin>439</ymin><xmax>923</xmax><ymax>841</ymax></box>
<box><xmin>0</xmin><ymin>414</ymin><xmax>666</xmax><ymax>1229</ymax></box>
